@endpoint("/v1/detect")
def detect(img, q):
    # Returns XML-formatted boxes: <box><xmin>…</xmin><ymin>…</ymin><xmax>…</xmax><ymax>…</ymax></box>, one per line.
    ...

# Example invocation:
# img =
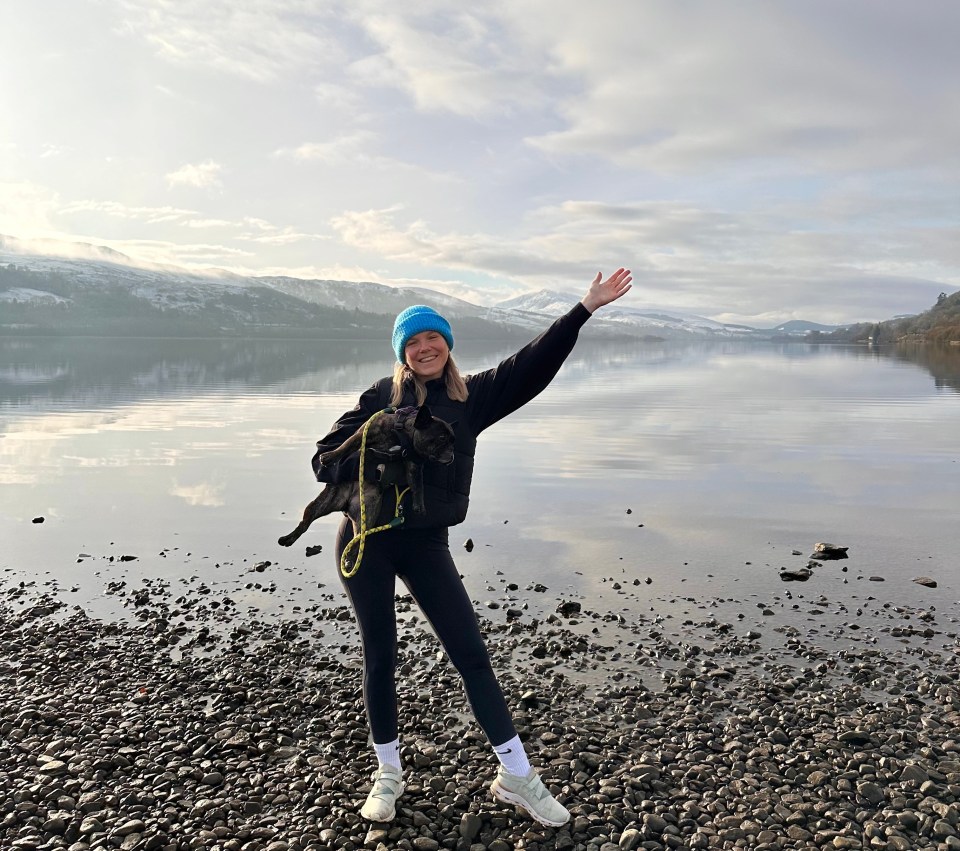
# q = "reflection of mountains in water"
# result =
<box><xmin>889</xmin><ymin>343</ymin><xmax>960</xmax><ymax>394</ymax></box>
<box><xmin>1</xmin><ymin>336</ymin><xmax>710</xmax><ymax>411</ymax></box>
<box><xmin>8</xmin><ymin>337</ymin><xmax>957</xmax><ymax>412</ymax></box>
<box><xmin>0</xmin><ymin>337</ymin><xmax>395</xmax><ymax>409</ymax></box>
<box><xmin>843</xmin><ymin>342</ymin><xmax>960</xmax><ymax>394</ymax></box>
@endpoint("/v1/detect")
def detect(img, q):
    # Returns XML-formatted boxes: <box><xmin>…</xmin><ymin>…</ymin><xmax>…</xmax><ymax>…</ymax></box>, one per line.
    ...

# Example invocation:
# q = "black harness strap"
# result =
<box><xmin>391</xmin><ymin>406</ymin><xmax>424</xmax><ymax>461</ymax></box>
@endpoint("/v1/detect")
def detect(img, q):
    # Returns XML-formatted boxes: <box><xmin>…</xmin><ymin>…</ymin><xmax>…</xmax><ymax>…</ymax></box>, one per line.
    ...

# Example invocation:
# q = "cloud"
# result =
<box><xmin>238</xmin><ymin>229</ymin><xmax>329</xmax><ymax>246</ymax></box>
<box><xmin>272</xmin><ymin>132</ymin><xmax>460</xmax><ymax>190</ymax></box>
<box><xmin>166</xmin><ymin>160</ymin><xmax>223</xmax><ymax>189</ymax></box>
<box><xmin>0</xmin><ymin>181</ymin><xmax>60</xmax><ymax>235</ymax></box>
<box><xmin>114</xmin><ymin>0</ymin><xmax>344</xmax><ymax>82</ymax></box>
<box><xmin>184</xmin><ymin>218</ymin><xmax>235</xmax><ymax>228</ymax></box>
<box><xmin>329</xmin><ymin>200</ymin><xmax>955</xmax><ymax>323</ymax></box>
<box><xmin>514</xmin><ymin>2</ymin><xmax>960</xmax><ymax>173</ymax></box>
<box><xmin>284</xmin><ymin>135</ymin><xmax>375</xmax><ymax>164</ymax></box>
<box><xmin>61</xmin><ymin>200</ymin><xmax>198</xmax><ymax>223</ymax></box>
<box><xmin>349</xmin><ymin>10</ymin><xmax>542</xmax><ymax>117</ymax></box>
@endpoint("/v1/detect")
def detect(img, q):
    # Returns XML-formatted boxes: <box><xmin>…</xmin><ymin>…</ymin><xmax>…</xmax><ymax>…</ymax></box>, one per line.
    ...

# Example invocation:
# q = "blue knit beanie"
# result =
<box><xmin>392</xmin><ymin>305</ymin><xmax>454</xmax><ymax>364</ymax></box>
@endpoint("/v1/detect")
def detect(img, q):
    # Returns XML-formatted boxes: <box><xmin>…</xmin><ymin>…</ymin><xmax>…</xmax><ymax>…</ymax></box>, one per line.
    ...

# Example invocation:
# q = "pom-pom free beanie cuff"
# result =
<box><xmin>392</xmin><ymin>305</ymin><xmax>454</xmax><ymax>364</ymax></box>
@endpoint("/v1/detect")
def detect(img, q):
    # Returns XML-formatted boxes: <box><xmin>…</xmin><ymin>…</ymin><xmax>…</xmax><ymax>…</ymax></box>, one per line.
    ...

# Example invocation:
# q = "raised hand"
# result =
<box><xmin>580</xmin><ymin>268</ymin><xmax>633</xmax><ymax>313</ymax></box>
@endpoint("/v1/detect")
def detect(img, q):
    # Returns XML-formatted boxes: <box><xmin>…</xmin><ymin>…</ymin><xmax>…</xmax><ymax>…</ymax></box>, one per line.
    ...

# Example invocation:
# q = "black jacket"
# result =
<box><xmin>313</xmin><ymin>303</ymin><xmax>592</xmax><ymax>528</ymax></box>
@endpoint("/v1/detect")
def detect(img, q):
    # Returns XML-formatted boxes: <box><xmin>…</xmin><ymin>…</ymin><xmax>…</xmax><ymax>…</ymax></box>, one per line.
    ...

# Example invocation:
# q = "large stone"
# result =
<box><xmin>811</xmin><ymin>542</ymin><xmax>849</xmax><ymax>560</ymax></box>
<box><xmin>459</xmin><ymin>813</ymin><xmax>482</xmax><ymax>841</ymax></box>
<box><xmin>857</xmin><ymin>782</ymin><xmax>885</xmax><ymax>804</ymax></box>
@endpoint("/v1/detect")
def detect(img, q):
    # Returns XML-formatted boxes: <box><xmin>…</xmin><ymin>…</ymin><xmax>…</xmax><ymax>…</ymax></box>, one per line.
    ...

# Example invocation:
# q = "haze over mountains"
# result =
<box><xmin>1</xmin><ymin>236</ymin><xmax>845</xmax><ymax>341</ymax></box>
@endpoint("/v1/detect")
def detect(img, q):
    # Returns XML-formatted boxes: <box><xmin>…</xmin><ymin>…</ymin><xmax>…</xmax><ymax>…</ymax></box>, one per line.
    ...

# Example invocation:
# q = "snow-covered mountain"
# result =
<box><xmin>251</xmin><ymin>275</ymin><xmax>493</xmax><ymax>320</ymax></box>
<box><xmin>767</xmin><ymin>319</ymin><xmax>842</xmax><ymax>334</ymax></box>
<box><xmin>496</xmin><ymin>290</ymin><xmax>766</xmax><ymax>340</ymax></box>
<box><xmin>1</xmin><ymin>236</ymin><xmax>838</xmax><ymax>340</ymax></box>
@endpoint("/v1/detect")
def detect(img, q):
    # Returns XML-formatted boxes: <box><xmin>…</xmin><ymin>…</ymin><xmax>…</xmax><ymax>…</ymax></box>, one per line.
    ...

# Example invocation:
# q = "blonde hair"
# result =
<box><xmin>391</xmin><ymin>354</ymin><xmax>468</xmax><ymax>407</ymax></box>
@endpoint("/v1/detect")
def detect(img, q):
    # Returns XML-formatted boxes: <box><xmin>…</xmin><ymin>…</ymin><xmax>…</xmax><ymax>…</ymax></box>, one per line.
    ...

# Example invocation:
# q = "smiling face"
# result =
<box><xmin>404</xmin><ymin>330</ymin><xmax>450</xmax><ymax>381</ymax></box>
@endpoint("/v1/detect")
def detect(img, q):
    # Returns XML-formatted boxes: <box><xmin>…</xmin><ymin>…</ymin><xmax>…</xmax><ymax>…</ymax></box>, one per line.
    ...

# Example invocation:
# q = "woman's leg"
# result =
<box><xmin>336</xmin><ymin>517</ymin><xmax>401</xmax><ymax>746</ymax></box>
<box><xmin>395</xmin><ymin>528</ymin><xmax>571</xmax><ymax>827</ymax></box>
<box><xmin>395</xmin><ymin>528</ymin><xmax>517</xmax><ymax>746</ymax></box>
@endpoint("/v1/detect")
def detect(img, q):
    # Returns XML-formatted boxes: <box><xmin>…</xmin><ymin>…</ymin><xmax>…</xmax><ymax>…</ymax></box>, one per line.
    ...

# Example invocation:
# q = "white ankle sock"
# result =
<box><xmin>492</xmin><ymin>734</ymin><xmax>531</xmax><ymax>777</ymax></box>
<box><xmin>373</xmin><ymin>738</ymin><xmax>402</xmax><ymax>770</ymax></box>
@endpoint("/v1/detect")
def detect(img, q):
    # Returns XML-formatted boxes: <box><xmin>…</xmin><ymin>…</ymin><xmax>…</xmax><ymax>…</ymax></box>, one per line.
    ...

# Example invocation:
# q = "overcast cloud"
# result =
<box><xmin>1</xmin><ymin>0</ymin><xmax>958</xmax><ymax>324</ymax></box>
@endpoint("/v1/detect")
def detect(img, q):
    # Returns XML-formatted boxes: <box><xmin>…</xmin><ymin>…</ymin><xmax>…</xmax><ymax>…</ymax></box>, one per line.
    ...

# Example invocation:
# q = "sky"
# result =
<box><xmin>1</xmin><ymin>0</ymin><xmax>959</xmax><ymax>326</ymax></box>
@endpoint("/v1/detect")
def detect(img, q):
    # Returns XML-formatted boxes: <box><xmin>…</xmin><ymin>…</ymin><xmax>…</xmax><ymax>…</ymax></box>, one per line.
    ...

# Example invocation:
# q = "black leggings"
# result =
<box><xmin>336</xmin><ymin>517</ymin><xmax>517</xmax><ymax>746</ymax></box>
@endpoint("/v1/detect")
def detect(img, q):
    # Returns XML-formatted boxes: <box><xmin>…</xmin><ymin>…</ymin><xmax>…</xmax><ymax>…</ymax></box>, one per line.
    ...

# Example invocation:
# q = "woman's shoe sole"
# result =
<box><xmin>490</xmin><ymin>784</ymin><xmax>568</xmax><ymax>827</ymax></box>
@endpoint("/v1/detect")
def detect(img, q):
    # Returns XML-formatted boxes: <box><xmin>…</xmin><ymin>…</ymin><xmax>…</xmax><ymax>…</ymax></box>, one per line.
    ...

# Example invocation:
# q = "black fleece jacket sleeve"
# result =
<box><xmin>466</xmin><ymin>302</ymin><xmax>591</xmax><ymax>433</ymax></box>
<box><xmin>311</xmin><ymin>381</ymin><xmax>385</xmax><ymax>482</ymax></box>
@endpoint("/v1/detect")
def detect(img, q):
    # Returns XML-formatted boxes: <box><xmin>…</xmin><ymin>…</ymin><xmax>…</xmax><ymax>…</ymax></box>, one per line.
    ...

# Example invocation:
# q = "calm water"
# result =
<box><xmin>1</xmin><ymin>336</ymin><xmax>958</xmax><ymax>641</ymax></box>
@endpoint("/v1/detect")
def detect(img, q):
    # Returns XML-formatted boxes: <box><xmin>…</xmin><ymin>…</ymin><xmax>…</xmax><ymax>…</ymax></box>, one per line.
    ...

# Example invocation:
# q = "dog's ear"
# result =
<box><xmin>414</xmin><ymin>405</ymin><xmax>432</xmax><ymax>429</ymax></box>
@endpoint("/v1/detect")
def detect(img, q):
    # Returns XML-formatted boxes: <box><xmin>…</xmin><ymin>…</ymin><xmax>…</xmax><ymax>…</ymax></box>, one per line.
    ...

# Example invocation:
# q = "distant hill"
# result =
<box><xmin>768</xmin><ymin>319</ymin><xmax>841</xmax><ymax>334</ymax></box>
<box><xmin>1</xmin><ymin>237</ymin><xmax>845</xmax><ymax>341</ymax></box>
<box><xmin>495</xmin><ymin>289</ymin><xmax>773</xmax><ymax>340</ymax></box>
<box><xmin>816</xmin><ymin>290</ymin><xmax>960</xmax><ymax>345</ymax></box>
<box><xmin>881</xmin><ymin>290</ymin><xmax>960</xmax><ymax>344</ymax></box>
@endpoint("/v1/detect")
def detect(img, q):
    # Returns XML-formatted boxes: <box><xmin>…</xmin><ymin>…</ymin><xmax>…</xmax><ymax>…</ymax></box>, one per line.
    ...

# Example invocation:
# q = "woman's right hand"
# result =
<box><xmin>581</xmin><ymin>268</ymin><xmax>632</xmax><ymax>313</ymax></box>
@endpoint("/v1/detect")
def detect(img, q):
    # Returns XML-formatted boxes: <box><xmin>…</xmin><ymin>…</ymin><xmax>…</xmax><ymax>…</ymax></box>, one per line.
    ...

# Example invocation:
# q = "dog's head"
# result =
<box><xmin>410</xmin><ymin>405</ymin><xmax>456</xmax><ymax>465</ymax></box>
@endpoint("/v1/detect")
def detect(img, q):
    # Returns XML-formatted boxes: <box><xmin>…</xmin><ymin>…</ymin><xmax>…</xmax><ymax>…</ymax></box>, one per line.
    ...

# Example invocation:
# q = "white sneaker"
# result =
<box><xmin>360</xmin><ymin>765</ymin><xmax>404</xmax><ymax>822</ymax></box>
<box><xmin>490</xmin><ymin>766</ymin><xmax>570</xmax><ymax>827</ymax></box>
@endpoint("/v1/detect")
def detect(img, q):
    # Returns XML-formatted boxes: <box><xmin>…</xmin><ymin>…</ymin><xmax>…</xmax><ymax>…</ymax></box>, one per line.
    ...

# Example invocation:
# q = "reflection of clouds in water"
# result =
<box><xmin>0</xmin><ymin>466</ymin><xmax>37</xmax><ymax>485</ymax></box>
<box><xmin>171</xmin><ymin>480</ymin><xmax>225</xmax><ymax>507</ymax></box>
<box><xmin>2</xmin><ymin>396</ymin><xmax>335</xmax><ymax>439</ymax></box>
<box><xmin>62</xmin><ymin>450</ymin><xmax>184</xmax><ymax>468</ymax></box>
<box><xmin>487</xmin><ymin>348</ymin><xmax>960</xmax><ymax>491</ymax></box>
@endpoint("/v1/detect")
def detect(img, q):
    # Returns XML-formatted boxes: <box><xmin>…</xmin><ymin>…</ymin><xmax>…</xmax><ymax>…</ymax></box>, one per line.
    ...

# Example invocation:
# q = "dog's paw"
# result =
<box><xmin>277</xmin><ymin>535</ymin><xmax>294</xmax><ymax>547</ymax></box>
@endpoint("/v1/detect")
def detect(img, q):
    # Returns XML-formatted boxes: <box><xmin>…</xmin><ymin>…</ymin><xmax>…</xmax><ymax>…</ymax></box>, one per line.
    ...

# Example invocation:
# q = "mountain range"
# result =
<box><xmin>0</xmin><ymin>235</ymin><xmax>844</xmax><ymax>341</ymax></box>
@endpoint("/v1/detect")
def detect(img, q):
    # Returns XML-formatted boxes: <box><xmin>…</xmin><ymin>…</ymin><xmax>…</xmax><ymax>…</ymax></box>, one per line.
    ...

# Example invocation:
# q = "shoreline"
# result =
<box><xmin>2</xmin><ymin>568</ymin><xmax>960</xmax><ymax>851</ymax></box>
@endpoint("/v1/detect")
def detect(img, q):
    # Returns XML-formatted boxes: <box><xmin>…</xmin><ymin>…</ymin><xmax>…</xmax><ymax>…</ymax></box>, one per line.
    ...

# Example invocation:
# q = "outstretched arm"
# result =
<box><xmin>581</xmin><ymin>267</ymin><xmax>632</xmax><ymax>314</ymax></box>
<box><xmin>467</xmin><ymin>267</ymin><xmax>633</xmax><ymax>432</ymax></box>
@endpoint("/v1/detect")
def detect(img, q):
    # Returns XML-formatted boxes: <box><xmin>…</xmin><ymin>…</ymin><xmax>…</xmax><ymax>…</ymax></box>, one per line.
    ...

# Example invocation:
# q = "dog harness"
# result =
<box><xmin>339</xmin><ymin>407</ymin><xmax>411</xmax><ymax>578</ymax></box>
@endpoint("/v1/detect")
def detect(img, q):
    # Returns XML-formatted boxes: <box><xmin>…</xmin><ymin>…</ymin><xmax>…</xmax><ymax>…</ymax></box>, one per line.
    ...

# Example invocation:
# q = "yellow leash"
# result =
<box><xmin>340</xmin><ymin>408</ymin><xmax>409</xmax><ymax>578</ymax></box>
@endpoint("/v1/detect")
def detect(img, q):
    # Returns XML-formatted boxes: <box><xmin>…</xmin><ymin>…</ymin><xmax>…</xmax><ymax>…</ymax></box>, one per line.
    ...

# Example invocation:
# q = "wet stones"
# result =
<box><xmin>3</xmin><ymin>558</ymin><xmax>960</xmax><ymax>851</ymax></box>
<box><xmin>779</xmin><ymin>567</ymin><xmax>812</xmax><ymax>582</ymax></box>
<box><xmin>913</xmin><ymin>576</ymin><xmax>938</xmax><ymax>588</ymax></box>
<box><xmin>811</xmin><ymin>541</ymin><xmax>849</xmax><ymax>559</ymax></box>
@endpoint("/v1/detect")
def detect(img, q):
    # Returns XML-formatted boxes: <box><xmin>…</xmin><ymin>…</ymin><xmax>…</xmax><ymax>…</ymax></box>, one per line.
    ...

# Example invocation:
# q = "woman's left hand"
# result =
<box><xmin>581</xmin><ymin>268</ymin><xmax>633</xmax><ymax>313</ymax></box>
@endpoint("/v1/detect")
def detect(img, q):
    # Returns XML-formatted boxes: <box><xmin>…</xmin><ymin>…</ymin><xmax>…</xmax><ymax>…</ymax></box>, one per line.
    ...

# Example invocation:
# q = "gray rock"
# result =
<box><xmin>857</xmin><ymin>781</ymin><xmax>885</xmax><ymax>804</ymax></box>
<box><xmin>459</xmin><ymin>813</ymin><xmax>482</xmax><ymax>840</ymax></box>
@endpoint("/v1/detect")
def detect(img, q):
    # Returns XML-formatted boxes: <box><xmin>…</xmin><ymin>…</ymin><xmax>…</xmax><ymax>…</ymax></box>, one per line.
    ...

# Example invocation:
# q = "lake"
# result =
<box><xmin>2</xmin><ymin>335</ymin><xmax>958</xmax><ymax>663</ymax></box>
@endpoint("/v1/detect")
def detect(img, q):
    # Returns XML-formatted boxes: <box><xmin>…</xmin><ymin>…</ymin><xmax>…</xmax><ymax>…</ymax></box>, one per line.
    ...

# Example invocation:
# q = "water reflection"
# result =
<box><xmin>6</xmin><ymin>337</ymin><xmax>960</xmax><ymax>416</ymax></box>
<box><xmin>0</xmin><ymin>337</ymin><xmax>389</xmax><ymax>409</ymax></box>
<box><xmin>887</xmin><ymin>343</ymin><xmax>960</xmax><ymax>393</ymax></box>
<box><xmin>1</xmin><ymin>335</ymin><xmax>958</xmax><ymax>652</ymax></box>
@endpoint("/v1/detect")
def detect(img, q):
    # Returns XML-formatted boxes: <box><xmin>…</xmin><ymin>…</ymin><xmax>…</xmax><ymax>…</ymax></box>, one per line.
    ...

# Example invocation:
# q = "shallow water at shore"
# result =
<box><xmin>2</xmin><ymin>337</ymin><xmax>958</xmax><ymax>658</ymax></box>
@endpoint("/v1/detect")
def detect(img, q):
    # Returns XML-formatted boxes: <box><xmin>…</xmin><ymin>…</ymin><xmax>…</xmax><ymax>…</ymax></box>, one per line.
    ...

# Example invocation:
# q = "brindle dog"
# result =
<box><xmin>278</xmin><ymin>405</ymin><xmax>455</xmax><ymax>548</ymax></box>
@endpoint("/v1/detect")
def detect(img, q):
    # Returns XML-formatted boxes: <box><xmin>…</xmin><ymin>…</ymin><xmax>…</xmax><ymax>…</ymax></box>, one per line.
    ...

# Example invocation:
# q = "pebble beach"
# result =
<box><xmin>2</xmin><ymin>546</ymin><xmax>959</xmax><ymax>851</ymax></box>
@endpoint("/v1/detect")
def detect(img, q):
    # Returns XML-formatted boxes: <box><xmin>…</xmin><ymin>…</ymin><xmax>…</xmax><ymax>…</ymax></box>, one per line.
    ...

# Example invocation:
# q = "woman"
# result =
<box><xmin>312</xmin><ymin>269</ymin><xmax>632</xmax><ymax>826</ymax></box>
